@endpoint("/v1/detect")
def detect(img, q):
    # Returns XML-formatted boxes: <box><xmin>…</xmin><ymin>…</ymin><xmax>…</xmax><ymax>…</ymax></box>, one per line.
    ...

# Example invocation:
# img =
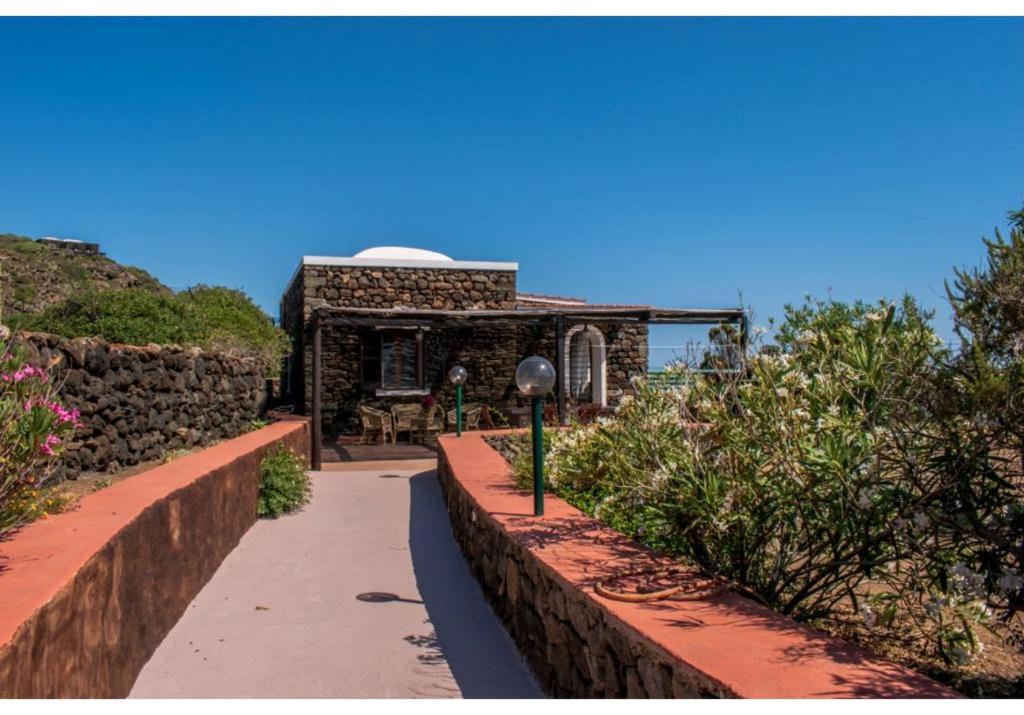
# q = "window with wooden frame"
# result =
<box><xmin>361</xmin><ymin>329</ymin><xmax>426</xmax><ymax>394</ymax></box>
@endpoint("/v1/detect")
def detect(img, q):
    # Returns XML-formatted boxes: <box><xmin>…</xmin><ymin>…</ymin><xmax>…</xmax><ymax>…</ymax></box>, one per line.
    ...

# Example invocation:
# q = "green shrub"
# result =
<box><xmin>545</xmin><ymin>295</ymin><xmax>1021</xmax><ymax>665</ymax></box>
<box><xmin>13</xmin><ymin>289</ymin><xmax>200</xmax><ymax>345</ymax></box>
<box><xmin>502</xmin><ymin>428</ymin><xmax>554</xmax><ymax>490</ymax></box>
<box><xmin>257</xmin><ymin>444</ymin><xmax>311</xmax><ymax>518</ymax></box>
<box><xmin>12</xmin><ymin>285</ymin><xmax>288</xmax><ymax>377</ymax></box>
<box><xmin>245</xmin><ymin>418</ymin><xmax>270</xmax><ymax>433</ymax></box>
<box><xmin>12</xmin><ymin>283</ymin><xmax>37</xmax><ymax>304</ymax></box>
<box><xmin>0</xmin><ymin>234</ymin><xmax>46</xmax><ymax>256</ymax></box>
<box><xmin>183</xmin><ymin>285</ymin><xmax>291</xmax><ymax>372</ymax></box>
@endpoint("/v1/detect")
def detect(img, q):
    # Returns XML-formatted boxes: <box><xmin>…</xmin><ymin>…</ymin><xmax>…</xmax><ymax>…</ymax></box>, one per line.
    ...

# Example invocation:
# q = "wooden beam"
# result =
<box><xmin>738</xmin><ymin>310</ymin><xmax>750</xmax><ymax>368</ymax></box>
<box><xmin>311</xmin><ymin>315</ymin><xmax>323</xmax><ymax>471</ymax></box>
<box><xmin>314</xmin><ymin>304</ymin><xmax>746</xmax><ymax>325</ymax></box>
<box><xmin>320</xmin><ymin>313</ymin><xmax>744</xmax><ymax>328</ymax></box>
<box><xmin>321</xmin><ymin>316</ymin><xmax>550</xmax><ymax>329</ymax></box>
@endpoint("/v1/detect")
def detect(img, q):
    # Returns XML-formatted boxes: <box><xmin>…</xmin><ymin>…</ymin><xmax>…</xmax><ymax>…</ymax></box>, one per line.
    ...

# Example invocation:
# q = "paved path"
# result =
<box><xmin>130</xmin><ymin>462</ymin><xmax>542</xmax><ymax>698</ymax></box>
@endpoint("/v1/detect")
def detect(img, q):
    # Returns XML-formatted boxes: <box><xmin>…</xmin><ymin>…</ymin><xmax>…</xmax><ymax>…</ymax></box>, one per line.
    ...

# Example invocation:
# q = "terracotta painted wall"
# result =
<box><xmin>0</xmin><ymin>420</ymin><xmax>309</xmax><ymax>698</ymax></box>
<box><xmin>437</xmin><ymin>432</ymin><xmax>958</xmax><ymax>699</ymax></box>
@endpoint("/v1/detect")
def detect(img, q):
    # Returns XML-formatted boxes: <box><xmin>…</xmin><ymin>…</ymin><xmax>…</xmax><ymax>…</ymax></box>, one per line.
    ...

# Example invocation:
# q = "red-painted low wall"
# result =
<box><xmin>438</xmin><ymin>431</ymin><xmax>958</xmax><ymax>699</ymax></box>
<box><xmin>0</xmin><ymin>420</ymin><xmax>310</xmax><ymax>698</ymax></box>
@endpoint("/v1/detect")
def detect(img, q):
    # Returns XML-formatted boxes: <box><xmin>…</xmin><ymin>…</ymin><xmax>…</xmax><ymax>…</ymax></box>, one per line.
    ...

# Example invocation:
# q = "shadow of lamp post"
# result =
<box><xmin>449</xmin><ymin>365</ymin><xmax>467</xmax><ymax>436</ymax></box>
<box><xmin>515</xmin><ymin>356</ymin><xmax>556</xmax><ymax>516</ymax></box>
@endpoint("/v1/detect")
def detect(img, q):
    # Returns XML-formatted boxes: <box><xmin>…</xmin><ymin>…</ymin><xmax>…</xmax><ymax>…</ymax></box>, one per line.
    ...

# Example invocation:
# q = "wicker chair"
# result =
<box><xmin>358</xmin><ymin>404</ymin><xmax>394</xmax><ymax>444</ymax></box>
<box><xmin>390</xmin><ymin>403</ymin><xmax>423</xmax><ymax>443</ymax></box>
<box><xmin>419</xmin><ymin>403</ymin><xmax>446</xmax><ymax>443</ymax></box>
<box><xmin>446</xmin><ymin>403</ymin><xmax>483</xmax><ymax>431</ymax></box>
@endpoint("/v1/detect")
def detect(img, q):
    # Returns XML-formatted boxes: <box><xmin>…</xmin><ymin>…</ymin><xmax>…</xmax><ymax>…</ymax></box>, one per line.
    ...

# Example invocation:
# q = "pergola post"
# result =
<box><xmin>555</xmin><ymin>316</ymin><xmax>568</xmax><ymax>426</ymax></box>
<box><xmin>738</xmin><ymin>310</ymin><xmax>750</xmax><ymax>364</ymax></box>
<box><xmin>311</xmin><ymin>313</ymin><xmax>323</xmax><ymax>471</ymax></box>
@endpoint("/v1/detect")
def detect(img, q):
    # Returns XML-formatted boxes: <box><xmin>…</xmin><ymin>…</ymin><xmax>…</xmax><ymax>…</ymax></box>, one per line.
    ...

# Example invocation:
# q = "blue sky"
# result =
<box><xmin>1</xmin><ymin>18</ymin><xmax>1022</xmax><ymax>365</ymax></box>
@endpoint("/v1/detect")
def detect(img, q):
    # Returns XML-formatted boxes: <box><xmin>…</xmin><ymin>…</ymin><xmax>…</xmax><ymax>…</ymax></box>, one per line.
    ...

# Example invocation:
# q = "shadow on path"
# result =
<box><xmin>408</xmin><ymin>471</ymin><xmax>543</xmax><ymax>699</ymax></box>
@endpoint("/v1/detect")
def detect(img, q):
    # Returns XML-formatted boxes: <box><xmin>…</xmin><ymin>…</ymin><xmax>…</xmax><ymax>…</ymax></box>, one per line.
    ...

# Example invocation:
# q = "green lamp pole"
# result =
<box><xmin>515</xmin><ymin>356</ymin><xmax>557</xmax><ymax>516</ymax></box>
<box><xmin>449</xmin><ymin>365</ymin><xmax>467</xmax><ymax>436</ymax></box>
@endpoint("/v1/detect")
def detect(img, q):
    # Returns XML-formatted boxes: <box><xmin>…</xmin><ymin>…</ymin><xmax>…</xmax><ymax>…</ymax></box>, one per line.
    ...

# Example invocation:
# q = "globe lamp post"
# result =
<box><xmin>515</xmin><ymin>356</ymin><xmax>557</xmax><ymax>516</ymax></box>
<box><xmin>449</xmin><ymin>365</ymin><xmax>468</xmax><ymax>436</ymax></box>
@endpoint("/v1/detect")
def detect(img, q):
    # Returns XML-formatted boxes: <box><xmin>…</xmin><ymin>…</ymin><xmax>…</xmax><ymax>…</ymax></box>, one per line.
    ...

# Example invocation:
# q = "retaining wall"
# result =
<box><xmin>437</xmin><ymin>432</ymin><xmax>959</xmax><ymax>699</ymax></box>
<box><xmin>11</xmin><ymin>332</ymin><xmax>267</xmax><ymax>476</ymax></box>
<box><xmin>0</xmin><ymin>420</ymin><xmax>309</xmax><ymax>698</ymax></box>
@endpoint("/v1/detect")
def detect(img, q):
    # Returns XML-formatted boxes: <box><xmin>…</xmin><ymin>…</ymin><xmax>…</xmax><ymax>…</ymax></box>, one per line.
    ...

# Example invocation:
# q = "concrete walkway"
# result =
<box><xmin>130</xmin><ymin>462</ymin><xmax>542</xmax><ymax>698</ymax></box>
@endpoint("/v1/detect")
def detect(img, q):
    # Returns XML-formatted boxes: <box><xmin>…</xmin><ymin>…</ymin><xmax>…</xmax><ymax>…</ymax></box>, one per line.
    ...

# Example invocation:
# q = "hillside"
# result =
<box><xmin>0</xmin><ymin>233</ymin><xmax>169</xmax><ymax>319</ymax></box>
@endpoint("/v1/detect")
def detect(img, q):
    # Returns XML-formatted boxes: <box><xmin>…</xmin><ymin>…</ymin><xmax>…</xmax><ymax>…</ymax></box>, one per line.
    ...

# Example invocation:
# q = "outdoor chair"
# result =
<box><xmin>415</xmin><ymin>403</ymin><xmax>446</xmax><ymax>443</ymax></box>
<box><xmin>358</xmin><ymin>404</ymin><xmax>394</xmax><ymax>444</ymax></box>
<box><xmin>446</xmin><ymin>403</ymin><xmax>483</xmax><ymax>431</ymax></box>
<box><xmin>390</xmin><ymin>403</ymin><xmax>423</xmax><ymax>443</ymax></box>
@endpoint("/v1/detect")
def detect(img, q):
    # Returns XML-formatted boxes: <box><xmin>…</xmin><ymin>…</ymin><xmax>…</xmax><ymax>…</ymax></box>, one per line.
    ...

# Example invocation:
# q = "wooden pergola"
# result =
<box><xmin>307</xmin><ymin>304</ymin><xmax>747</xmax><ymax>469</ymax></box>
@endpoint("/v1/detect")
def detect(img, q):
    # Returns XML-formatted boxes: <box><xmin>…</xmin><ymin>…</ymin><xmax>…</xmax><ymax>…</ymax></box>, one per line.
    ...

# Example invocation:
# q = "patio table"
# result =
<box><xmin>410</xmin><ymin>416</ymin><xmax>442</xmax><ymax>444</ymax></box>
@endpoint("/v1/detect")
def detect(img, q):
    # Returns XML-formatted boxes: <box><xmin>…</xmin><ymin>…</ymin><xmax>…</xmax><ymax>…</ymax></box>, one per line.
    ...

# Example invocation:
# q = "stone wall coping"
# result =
<box><xmin>438</xmin><ymin>431</ymin><xmax>960</xmax><ymax>699</ymax></box>
<box><xmin>14</xmin><ymin>330</ymin><xmax>260</xmax><ymax>364</ymax></box>
<box><xmin>0</xmin><ymin>420</ymin><xmax>307</xmax><ymax>649</ymax></box>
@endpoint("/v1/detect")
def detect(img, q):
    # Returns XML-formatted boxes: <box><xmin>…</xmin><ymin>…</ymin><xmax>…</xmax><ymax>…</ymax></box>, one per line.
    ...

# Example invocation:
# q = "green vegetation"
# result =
<box><xmin>0</xmin><ymin>234</ymin><xmax>47</xmax><ymax>257</ymax></box>
<box><xmin>183</xmin><ymin>286</ymin><xmax>290</xmax><ymax>372</ymax></box>
<box><xmin>541</xmin><ymin>204</ymin><xmax>1024</xmax><ymax>678</ymax></box>
<box><xmin>11</xmin><ymin>285</ymin><xmax>289</xmax><ymax>377</ymax></box>
<box><xmin>0</xmin><ymin>233</ymin><xmax>166</xmax><ymax>318</ymax></box>
<box><xmin>1</xmin><ymin>233</ymin><xmax>287</xmax><ymax>376</ymax></box>
<box><xmin>14</xmin><ymin>289</ymin><xmax>197</xmax><ymax>345</ymax></box>
<box><xmin>257</xmin><ymin>444</ymin><xmax>311</xmax><ymax>518</ymax></box>
<box><xmin>0</xmin><ymin>345</ymin><xmax>81</xmax><ymax>534</ymax></box>
<box><xmin>245</xmin><ymin>418</ymin><xmax>271</xmax><ymax>433</ymax></box>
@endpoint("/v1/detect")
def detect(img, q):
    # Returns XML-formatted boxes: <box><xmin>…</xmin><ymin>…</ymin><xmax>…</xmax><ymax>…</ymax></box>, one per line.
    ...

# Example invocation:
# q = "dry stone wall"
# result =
<box><xmin>12</xmin><ymin>332</ymin><xmax>266</xmax><ymax>476</ymax></box>
<box><xmin>437</xmin><ymin>449</ymin><xmax>725</xmax><ymax>698</ymax></box>
<box><xmin>436</xmin><ymin>437</ymin><xmax>956</xmax><ymax>699</ymax></box>
<box><xmin>292</xmin><ymin>264</ymin><xmax>518</xmax><ymax>314</ymax></box>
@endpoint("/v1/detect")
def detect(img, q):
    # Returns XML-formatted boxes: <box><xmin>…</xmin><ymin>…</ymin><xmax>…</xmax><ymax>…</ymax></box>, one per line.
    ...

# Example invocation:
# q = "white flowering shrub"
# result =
<box><xmin>546</xmin><ymin>296</ymin><xmax>1023</xmax><ymax>665</ymax></box>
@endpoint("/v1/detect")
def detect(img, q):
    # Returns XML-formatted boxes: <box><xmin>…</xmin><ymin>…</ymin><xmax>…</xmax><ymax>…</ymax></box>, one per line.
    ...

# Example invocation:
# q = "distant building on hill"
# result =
<box><xmin>37</xmin><ymin>236</ymin><xmax>101</xmax><ymax>255</ymax></box>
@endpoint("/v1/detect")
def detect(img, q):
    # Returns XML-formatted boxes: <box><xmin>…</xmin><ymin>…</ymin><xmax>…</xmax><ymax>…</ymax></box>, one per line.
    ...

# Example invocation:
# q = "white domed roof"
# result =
<box><xmin>353</xmin><ymin>246</ymin><xmax>453</xmax><ymax>261</ymax></box>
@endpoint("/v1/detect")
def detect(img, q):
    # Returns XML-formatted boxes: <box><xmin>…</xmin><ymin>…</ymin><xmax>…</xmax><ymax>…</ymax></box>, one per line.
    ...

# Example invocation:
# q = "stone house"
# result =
<box><xmin>280</xmin><ymin>246</ymin><xmax>744</xmax><ymax>438</ymax></box>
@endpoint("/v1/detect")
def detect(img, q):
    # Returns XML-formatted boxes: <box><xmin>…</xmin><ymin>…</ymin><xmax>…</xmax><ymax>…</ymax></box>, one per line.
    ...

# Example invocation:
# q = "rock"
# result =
<box><xmin>10</xmin><ymin>332</ymin><xmax>265</xmax><ymax>478</ymax></box>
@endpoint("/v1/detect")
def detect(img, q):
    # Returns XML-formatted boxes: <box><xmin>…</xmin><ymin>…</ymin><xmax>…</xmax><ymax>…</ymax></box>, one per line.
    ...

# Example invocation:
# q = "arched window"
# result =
<box><xmin>569</xmin><ymin>331</ymin><xmax>593</xmax><ymax>402</ymax></box>
<box><xmin>563</xmin><ymin>325</ymin><xmax>607</xmax><ymax>406</ymax></box>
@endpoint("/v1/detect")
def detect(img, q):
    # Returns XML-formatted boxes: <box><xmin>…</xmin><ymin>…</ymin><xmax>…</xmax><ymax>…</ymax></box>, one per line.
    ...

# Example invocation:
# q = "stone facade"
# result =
<box><xmin>280</xmin><ymin>260</ymin><xmax>649</xmax><ymax>434</ymax></box>
<box><xmin>13</xmin><ymin>332</ymin><xmax>266</xmax><ymax>476</ymax></box>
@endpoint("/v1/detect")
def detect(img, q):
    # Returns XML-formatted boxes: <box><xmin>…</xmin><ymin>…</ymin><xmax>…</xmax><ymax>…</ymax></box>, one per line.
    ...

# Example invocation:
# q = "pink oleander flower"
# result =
<box><xmin>39</xmin><ymin>434</ymin><xmax>61</xmax><ymax>456</ymax></box>
<box><xmin>22</xmin><ymin>399</ymin><xmax>84</xmax><ymax>428</ymax></box>
<box><xmin>1</xmin><ymin>365</ymin><xmax>49</xmax><ymax>383</ymax></box>
<box><xmin>45</xmin><ymin>401</ymin><xmax>81</xmax><ymax>426</ymax></box>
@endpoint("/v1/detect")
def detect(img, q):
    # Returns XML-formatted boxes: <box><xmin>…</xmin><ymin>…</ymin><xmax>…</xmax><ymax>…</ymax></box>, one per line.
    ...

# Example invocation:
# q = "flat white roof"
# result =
<box><xmin>301</xmin><ymin>255</ymin><xmax>518</xmax><ymax>272</ymax></box>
